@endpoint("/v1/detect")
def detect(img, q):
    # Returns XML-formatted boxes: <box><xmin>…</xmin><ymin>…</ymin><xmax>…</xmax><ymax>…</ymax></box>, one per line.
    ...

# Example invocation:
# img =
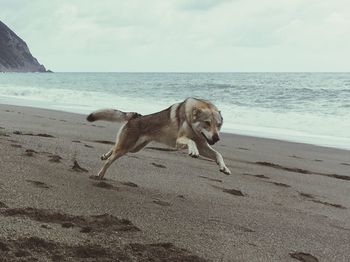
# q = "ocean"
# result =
<box><xmin>0</xmin><ymin>72</ymin><xmax>349</xmax><ymax>150</ymax></box>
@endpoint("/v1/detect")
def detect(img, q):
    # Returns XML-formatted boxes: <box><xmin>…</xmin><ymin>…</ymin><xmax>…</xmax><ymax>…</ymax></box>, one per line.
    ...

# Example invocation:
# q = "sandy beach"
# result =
<box><xmin>0</xmin><ymin>104</ymin><xmax>349</xmax><ymax>261</ymax></box>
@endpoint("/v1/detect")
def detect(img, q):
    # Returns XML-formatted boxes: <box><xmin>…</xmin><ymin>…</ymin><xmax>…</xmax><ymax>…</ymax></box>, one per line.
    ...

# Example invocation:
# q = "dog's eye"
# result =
<box><xmin>205</xmin><ymin>121</ymin><xmax>211</xmax><ymax>126</ymax></box>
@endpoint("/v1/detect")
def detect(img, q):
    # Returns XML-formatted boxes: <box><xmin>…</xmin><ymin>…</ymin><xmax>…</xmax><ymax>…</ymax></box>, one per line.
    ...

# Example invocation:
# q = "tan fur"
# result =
<box><xmin>88</xmin><ymin>97</ymin><xmax>231</xmax><ymax>179</ymax></box>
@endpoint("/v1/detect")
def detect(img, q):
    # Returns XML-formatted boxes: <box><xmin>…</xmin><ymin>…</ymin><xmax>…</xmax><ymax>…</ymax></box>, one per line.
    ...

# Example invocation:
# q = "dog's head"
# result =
<box><xmin>190</xmin><ymin>106</ymin><xmax>223</xmax><ymax>145</ymax></box>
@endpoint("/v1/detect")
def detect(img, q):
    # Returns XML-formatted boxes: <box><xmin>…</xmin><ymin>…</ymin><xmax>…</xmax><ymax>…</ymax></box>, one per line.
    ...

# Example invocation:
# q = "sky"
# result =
<box><xmin>1</xmin><ymin>0</ymin><xmax>349</xmax><ymax>72</ymax></box>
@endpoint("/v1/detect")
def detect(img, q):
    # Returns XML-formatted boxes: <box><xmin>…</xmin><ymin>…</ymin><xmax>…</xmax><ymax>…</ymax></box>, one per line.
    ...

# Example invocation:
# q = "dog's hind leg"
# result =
<box><xmin>97</xmin><ymin>125</ymin><xmax>141</xmax><ymax>179</ymax></box>
<box><xmin>101</xmin><ymin>148</ymin><xmax>113</xmax><ymax>160</ymax></box>
<box><xmin>98</xmin><ymin>125</ymin><xmax>125</xmax><ymax>172</ymax></box>
<box><xmin>130</xmin><ymin>141</ymin><xmax>149</xmax><ymax>153</ymax></box>
<box><xmin>197</xmin><ymin>142</ymin><xmax>231</xmax><ymax>175</ymax></box>
<box><xmin>97</xmin><ymin>150</ymin><xmax>126</xmax><ymax>179</ymax></box>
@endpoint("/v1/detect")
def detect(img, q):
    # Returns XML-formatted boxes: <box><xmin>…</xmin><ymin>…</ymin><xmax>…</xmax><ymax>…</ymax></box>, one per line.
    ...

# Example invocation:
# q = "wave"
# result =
<box><xmin>1</xmin><ymin>72</ymin><xmax>350</xmax><ymax>150</ymax></box>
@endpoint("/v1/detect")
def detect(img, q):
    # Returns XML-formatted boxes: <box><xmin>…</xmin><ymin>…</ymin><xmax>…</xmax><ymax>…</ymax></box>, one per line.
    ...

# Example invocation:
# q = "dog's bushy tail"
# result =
<box><xmin>87</xmin><ymin>109</ymin><xmax>142</xmax><ymax>122</ymax></box>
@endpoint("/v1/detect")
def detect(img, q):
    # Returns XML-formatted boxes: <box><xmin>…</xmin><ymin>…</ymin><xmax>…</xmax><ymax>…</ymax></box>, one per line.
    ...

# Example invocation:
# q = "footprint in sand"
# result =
<box><xmin>268</xmin><ymin>181</ymin><xmax>291</xmax><ymax>188</ymax></box>
<box><xmin>256</xmin><ymin>161</ymin><xmax>350</xmax><ymax>181</ymax></box>
<box><xmin>24</xmin><ymin>149</ymin><xmax>37</xmax><ymax>157</ymax></box>
<box><xmin>242</xmin><ymin>173</ymin><xmax>270</xmax><ymax>179</ymax></box>
<box><xmin>121</xmin><ymin>181</ymin><xmax>138</xmax><ymax>187</ymax></box>
<box><xmin>289</xmin><ymin>252</ymin><xmax>319</xmax><ymax>262</ymax></box>
<box><xmin>151</xmin><ymin>162</ymin><xmax>167</xmax><ymax>168</ymax></box>
<box><xmin>327</xmin><ymin>174</ymin><xmax>350</xmax><ymax>181</ymax></box>
<box><xmin>93</xmin><ymin>140</ymin><xmax>114</xmax><ymax>145</ymax></box>
<box><xmin>311</xmin><ymin>199</ymin><xmax>346</xmax><ymax>209</ymax></box>
<box><xmin>299</xmin><ymin>192</ymin><xmax>345</xmax><ymax>209</ymax></box>
<box><xmin>256</xmin><ymin>161</ymin><xmax>311</xmax><ymax>174</ymax></box>
<box><xmin>13</xmin><ymin>131</ymin><xmax>55</xmax><ymax>138</ymax></box>
<box><xmin>212</xmin><ymin>185</ymin><xmax>245</xmax><ymax>196</ymax></box>
<box><xmin>289</xmin><ymin>155</ymin><xmax>303</xmax><ymax>159</ymax></box>
<box><xmin>0</xmin><ymin>207</ymin><xmax>140</xmax><ymax>233</ymax></box>
<box><xmin>222</xmin><ymin>188</ymin><xmax>244</xmax><ymax>196</ymax></box>
<box><xmin>48</xmin><ymin>155</ymin><xmax>62</xmax><ymax>162</ymax></box>
<box><xmin>0</xmin><ymin>236</ymin><xmax>204</xmax><ymax>261</ymax></box>
<box><xmin>254</xmin><ymin>174</ymin><xmax>270</xmax><ymax>179</ymax></box>
<box><xmin>41</xmin><ymin>224</ymin><xmax>52</xmax><ymax>229</ymax></box>
<box><xmin>299</xmin><ymin>192</ymin><xmax>315</xmax><ymax>199</ymax></box>
<box><xmin>71</xmin><ymin>160</ymin><xmax>88</xmax><ymax>172</ymax></box>
<box><xmin>61</xmin><ymin>222</ymin><xmax>75</xmax><ymax>228</ymax></box>
<box><xmin>36</xmin><ymin>133</ymin><xmax>55</xmax><ymax>138</ymax></box>
<box><xmin>93</xmin><ymin>182</ymin><xmax>116</xmax><ymax>190</ymax></box>
<box><xmin>80</xmin><ymin>226</ymin><xmax>92</xmax><ymax>233</ymax></box>
<box><xmin>26</xmin><ymin>180</ymin><xmax>51</xmax><ymax>189</ymax></box>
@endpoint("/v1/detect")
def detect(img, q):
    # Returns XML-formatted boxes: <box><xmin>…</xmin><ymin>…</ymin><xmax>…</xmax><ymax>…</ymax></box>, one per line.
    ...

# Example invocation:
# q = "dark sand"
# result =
<box><xmin>0</xmin><ymin>104</ymin><xmax>349</xmax><ymax>261</ymax></box>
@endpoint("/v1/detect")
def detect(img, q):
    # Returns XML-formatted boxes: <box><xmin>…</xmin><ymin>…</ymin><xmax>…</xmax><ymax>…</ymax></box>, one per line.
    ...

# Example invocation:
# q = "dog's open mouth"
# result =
<box><xmin>201</xmin><ymin>132</ymin><xmax>215</xmax><ymax>145</ymax></box>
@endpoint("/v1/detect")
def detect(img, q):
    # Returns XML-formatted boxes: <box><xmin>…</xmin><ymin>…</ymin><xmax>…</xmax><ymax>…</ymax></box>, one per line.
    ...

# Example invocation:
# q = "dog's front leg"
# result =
<box><xmin>176</xmin><ymin>136</ymin><xmax>199</xmax><ymax>158</ymax></box>
<box><xmin>198</xmin><ymin>143</ymin><xmax>231</xmax><ymax>175</ymax></box>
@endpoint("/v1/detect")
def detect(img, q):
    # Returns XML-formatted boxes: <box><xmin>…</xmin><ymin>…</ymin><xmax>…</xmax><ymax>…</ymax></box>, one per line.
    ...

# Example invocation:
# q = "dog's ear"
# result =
<box><xmin>219</xmin><ymin>111</ymin><xmax>223</xmax><ymax>122</ymax></box>
<box><xmin>192</xmin><ymin>107</ymin><xmax>202</xmax><ymax>119</ymax></box>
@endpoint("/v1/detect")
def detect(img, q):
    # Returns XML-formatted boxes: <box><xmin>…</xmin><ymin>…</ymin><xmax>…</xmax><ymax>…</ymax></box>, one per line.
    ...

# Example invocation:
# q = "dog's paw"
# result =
<box><xmin>220</xmin><ymin>166</ymin><xmax>231</xmax><ymax>175</ymax></box>
<box><xmin>188</xmin><ymin>147</ymin><xmax>199</xmax><ymax>158</ymax></box>
<box><xmin>96</xmin><ymin>172</ymin><xmax>106</xmax><ymax>180</ymax></box>
<box><xmin>100</xmin><ymin>154</ymin><xmax>108</xmax><ymax>160</ymax></box>
<box><xmin>189</xmin><ymin>152</ymin><xmax>199</xmax><ymax>158</ymax></box>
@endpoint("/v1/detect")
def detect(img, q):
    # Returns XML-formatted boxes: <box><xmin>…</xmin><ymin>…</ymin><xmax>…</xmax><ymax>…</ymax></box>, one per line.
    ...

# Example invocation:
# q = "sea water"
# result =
<box><xmin>0</xmin><ymin>72</ymin><xmax>349</xmax><ymax>150</ymax></box>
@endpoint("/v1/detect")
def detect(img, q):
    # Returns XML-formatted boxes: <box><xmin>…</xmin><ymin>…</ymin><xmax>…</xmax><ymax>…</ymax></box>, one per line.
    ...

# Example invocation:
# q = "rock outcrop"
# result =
<box><xmin>0</xmin><ymin>20</ymin><xmax>46</xmax><ymax>72</ymax></box>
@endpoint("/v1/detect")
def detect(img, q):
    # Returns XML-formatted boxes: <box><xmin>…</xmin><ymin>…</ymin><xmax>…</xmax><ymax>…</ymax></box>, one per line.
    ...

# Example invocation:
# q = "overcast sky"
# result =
<box><xmin>1</xmin><ymin>0</ymin><xmax>349</xmax><ymax>72</ymax></box>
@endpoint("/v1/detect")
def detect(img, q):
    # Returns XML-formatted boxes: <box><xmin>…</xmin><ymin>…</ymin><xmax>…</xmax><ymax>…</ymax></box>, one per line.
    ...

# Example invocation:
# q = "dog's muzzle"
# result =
<box><xmin>212</xmin><ymin>133</ymin><xmax>220</xmax><ymax>144</ymax></box>
<box><xmin>202</xmin><ymin>132</ymin><xmax>220</xmax><ymax>145</ymax></box>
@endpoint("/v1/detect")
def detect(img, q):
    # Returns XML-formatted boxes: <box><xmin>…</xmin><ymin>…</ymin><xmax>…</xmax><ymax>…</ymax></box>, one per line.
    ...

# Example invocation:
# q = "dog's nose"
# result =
<box><xmin>212</xmin><ymin>133</ymin><xmax>220</xmax><ymax>143</ymax></box>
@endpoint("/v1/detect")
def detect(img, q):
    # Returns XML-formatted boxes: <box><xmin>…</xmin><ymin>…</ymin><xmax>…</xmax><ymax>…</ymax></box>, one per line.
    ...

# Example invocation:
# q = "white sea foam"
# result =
<box><xmin>219</xmin><ymin>104</ymin><xmax>350</xmax><ymax>150</ymax></box>
<box><xmin>1</xmin><ymin>73</ymin><xmax>350</xmax><ymax>150</ymax></box>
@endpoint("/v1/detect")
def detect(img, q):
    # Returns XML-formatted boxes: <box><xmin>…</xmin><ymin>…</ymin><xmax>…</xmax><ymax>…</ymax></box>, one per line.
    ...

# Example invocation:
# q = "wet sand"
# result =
<box><xmin>0</xmin><ymin>104</ymin><xmax>349</xmax><ymax>261</ymax></box>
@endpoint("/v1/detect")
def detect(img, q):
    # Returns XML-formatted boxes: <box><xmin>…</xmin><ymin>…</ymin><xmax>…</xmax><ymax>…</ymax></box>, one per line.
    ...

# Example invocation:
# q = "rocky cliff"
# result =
<box><xmin>0</xmin><ymin>21</ymin><xmax>46</xmax><ymax>72</ymax></box>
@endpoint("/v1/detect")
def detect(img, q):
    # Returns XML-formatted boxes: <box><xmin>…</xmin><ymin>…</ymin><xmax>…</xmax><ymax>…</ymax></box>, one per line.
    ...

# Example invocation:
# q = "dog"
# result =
<box><xmin>87</xmin><ymin>97</ymin><xmax>231</xmax><ymax>179</ymax></box>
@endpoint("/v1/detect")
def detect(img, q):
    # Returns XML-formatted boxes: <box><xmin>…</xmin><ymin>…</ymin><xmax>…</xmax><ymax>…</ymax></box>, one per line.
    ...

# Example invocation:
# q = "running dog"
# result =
<box><xmin>87</xmin><ymin>98</ymin><xmax>231</xmax><ymax>179</ymax></box>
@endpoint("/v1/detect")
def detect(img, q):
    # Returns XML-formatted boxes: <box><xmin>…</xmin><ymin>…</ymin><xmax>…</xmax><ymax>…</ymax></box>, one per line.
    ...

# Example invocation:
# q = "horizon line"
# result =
<box><xmin>3</xmin><ymin>71</ymin><xmax>349</xmax><ymax>74</ymax></box>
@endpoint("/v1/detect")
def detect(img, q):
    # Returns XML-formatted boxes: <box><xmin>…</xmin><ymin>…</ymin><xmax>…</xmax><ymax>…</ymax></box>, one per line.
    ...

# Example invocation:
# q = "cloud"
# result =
<box><xmin>0</xmin><ymin>0</ymin><xmax>349</xmax><ymax>71</ymax></box>
<box><xmin>178</xmin><ymin>0</ymin><xmax>233</xmax><ymax>11</ymax></box>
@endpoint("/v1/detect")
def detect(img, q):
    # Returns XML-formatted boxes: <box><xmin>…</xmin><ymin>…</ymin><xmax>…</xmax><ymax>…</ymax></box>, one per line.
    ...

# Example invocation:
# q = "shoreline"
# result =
<box><xmin>1</xmin><ymin>72</ymin><xmax>349</xmax><ymax>151</ymax></box>
<box><xmin>1</xmin><ymin>102</ymin><xmax>349</xmax><ymax>152</ymax></box>
<box><xmin>1</xmin><ymin>103</ymin><xmax>350</xmax><ymax>261</ymax></box>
